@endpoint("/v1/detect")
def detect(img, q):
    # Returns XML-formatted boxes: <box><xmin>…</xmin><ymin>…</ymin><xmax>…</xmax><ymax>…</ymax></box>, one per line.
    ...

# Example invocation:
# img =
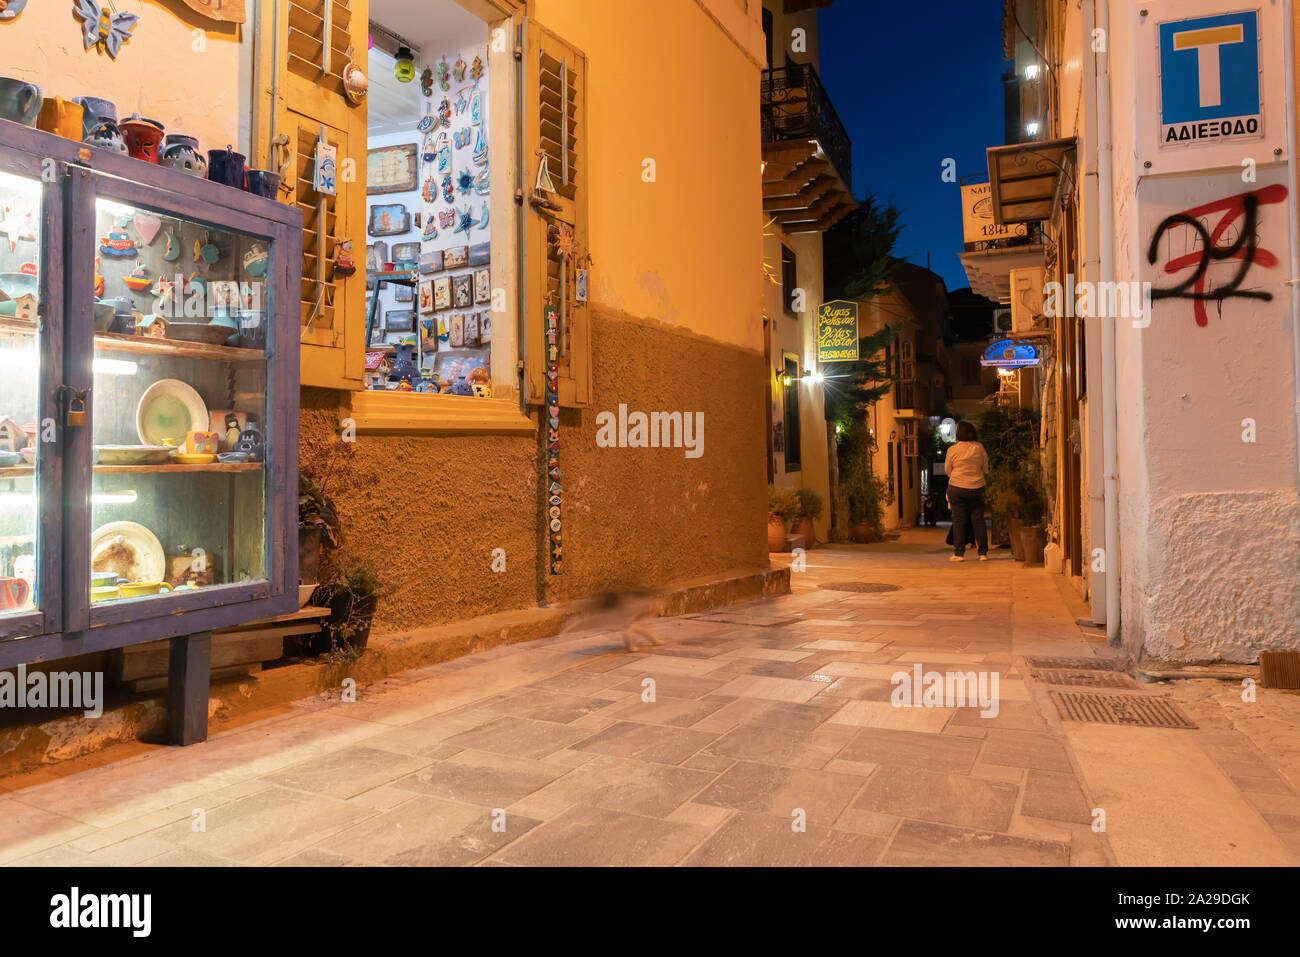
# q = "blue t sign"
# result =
<box><xmin>1159</xmin><ymin>11</ymin><xmax>1262</xmax><ymax>146</ymax></box>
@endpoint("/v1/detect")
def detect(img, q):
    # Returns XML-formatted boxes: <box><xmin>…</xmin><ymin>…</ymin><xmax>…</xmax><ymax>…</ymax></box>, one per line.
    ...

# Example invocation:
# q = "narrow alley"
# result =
<box><xmin>4</xmin><ymin>530</ymin><xmax>1296</xmax><ymax>868</ymax></box>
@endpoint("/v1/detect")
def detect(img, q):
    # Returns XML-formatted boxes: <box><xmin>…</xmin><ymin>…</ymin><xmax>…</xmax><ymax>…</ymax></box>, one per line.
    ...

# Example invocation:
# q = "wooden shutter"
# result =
<box><xmin>523</xmin><ymin>21</ymin><xmax>590</xmax><ymax>407</ymax></box>
<box><xmin>257</xmin><ymin>0</ymin><xmax>368</xmax><ymax>391</ymax></box>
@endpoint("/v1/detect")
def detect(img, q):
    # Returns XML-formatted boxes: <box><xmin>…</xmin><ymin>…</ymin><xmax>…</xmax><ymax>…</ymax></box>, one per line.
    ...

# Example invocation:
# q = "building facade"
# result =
<box><xmin>760</xmin><ymin>0</ymin><xmax>854</xmax><ymax>545</ymax></box>
<box><xmin>2</xmin><ymin>0</ymin><xmax>776</xmax><ymax>637</ymax></box>
<box><xmin>966</xmin><ymin>0</ymin><xmax>1300</xmax><ymax>664</ymax></box>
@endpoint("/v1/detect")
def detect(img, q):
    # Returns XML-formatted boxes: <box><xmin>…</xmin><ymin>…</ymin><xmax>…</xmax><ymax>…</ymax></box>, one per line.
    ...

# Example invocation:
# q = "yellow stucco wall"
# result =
<box><xmin>531</xmin><ymin>0</ymin><xmax>764</xmax><ymax>353</ymax></box>
<box><xmin>0</xmin><ymin>0</ymin><xmax>241</xmax><ymax>152</ymax></box>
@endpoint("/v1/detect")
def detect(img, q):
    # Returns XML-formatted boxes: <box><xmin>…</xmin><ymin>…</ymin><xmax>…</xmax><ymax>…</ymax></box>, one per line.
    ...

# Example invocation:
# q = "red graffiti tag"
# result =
<box><xmin>1148</xmin><ymin>184</ymin><xmax>1288</xmax><ymax>327</ymax></box>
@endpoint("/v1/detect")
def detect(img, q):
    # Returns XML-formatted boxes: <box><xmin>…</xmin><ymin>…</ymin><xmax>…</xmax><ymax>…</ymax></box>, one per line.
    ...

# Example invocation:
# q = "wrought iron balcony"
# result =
<box><xmin>761</xmin><ymin>61</ymin><xmax>852</xmax><ymax>191</ymax></box>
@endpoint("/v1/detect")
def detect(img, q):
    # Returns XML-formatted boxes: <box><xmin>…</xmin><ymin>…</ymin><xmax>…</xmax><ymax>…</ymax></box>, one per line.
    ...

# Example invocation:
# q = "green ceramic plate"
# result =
<box><xmin>135</xmin><ymin>378</ymin><xmax>208</xmax><ymax>447</ymax></box>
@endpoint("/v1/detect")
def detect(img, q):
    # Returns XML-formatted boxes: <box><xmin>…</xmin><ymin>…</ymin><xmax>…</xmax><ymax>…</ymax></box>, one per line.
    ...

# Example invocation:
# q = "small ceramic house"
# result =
<box><xmin>0</xmin><ymin>416</ymin><xmax>25</xmax><ymax>453</ymax></box>
<box><xmin>138</xmin><ymin>315</ymin><xmax>169</xmax><ymax>339</ymax></box>
<box><xmin>364</xmin><ymin>351</ymin><xmax>391</xmax><ymax>390</ymax></box>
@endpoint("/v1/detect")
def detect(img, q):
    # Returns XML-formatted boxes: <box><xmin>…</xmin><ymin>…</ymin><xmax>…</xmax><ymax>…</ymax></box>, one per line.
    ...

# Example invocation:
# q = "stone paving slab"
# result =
<box><xmin>3</xmin><ymin>527</ymin><xmax>1299</xmax><ymax>865</ymax></box>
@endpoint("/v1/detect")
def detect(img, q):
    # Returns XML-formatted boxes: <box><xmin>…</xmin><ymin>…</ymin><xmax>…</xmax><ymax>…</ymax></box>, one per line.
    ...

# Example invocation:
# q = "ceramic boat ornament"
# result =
<box><xmin>99</xmin><ymin>217</ymin><xmax>136</xmax><ymax>257</ymax></box>
<box><xmin>121</xmin><ymin>260</ymin><xmax>151</xmax><ymax>292</ymax></box>
<box><xmin>73</xmin><ymin>0</ymin><xmax>139</xmax><ymax>60</ymax></box>
<box><xmin>242</xmin><ymin>243</ymin><xmax>268</xmax><ymax>277</ymax></box>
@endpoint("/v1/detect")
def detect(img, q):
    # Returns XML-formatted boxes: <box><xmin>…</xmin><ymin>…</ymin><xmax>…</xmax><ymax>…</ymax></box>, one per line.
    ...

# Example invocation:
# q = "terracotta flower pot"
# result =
<box><xmin>1017</xmin><ymin>525</ymin><xmax>1046</xmax><ymax>565</ymax></box>
<box><xmin>767</xmin><ymin>516</ymin><xmax>789</xmax><ymax>552</ymax></box>
<box><xmin>792</xmin><ymin>516</ymin><xmax>816</xmax><ymax>548</ymax></box>
<box><xmin>850</xmin><ymin>522</ymin><xmax>876</xmax><ymax>543</ymax></box>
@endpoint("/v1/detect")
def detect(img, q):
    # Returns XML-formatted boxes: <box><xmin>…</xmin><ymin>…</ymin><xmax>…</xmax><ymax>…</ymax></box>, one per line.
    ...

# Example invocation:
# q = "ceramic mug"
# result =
<box><xmin>36</xmin><ymin>97</ymin><xmax>84</xmax><ymax>140</ymax></box>
<box><xmin>245</xmin><ymin>169</ymin><xmax>282</xmax><ymax>199</ymax></box>
<box><xmin>0</xmin><ymin>78</ymin><xmax>41</xmax><ymax>127</ymax></box>
<box><xmin>0</xmin><ymin>576</ymin><xmax>32</xmax><ymax>610</ymax></box>
<box><xmin>89</xmin><ymin>585</ymin><xmax>120</xmax><ymax>604</ymax></box>
<box><xmin>73</xmin><ymin>96</ymin><xmax>117</xmax><ymax>130</ymax></box>
<box><xmin>117</xmin><ymin>581</ymin><xmax>172</xmax><ymax>598</ymax></box>
<box><xmin>237</xmin><ymin>309</ymin><xmax>266</xmax><ymax>350</ymax></box>
<box><xmin>185</xmin><ymin>430</ymin><xmax>220</xmax><ymax>454</ymax></box>
<box><xmin>208</xmin><ymin>145</ymin><xmax>246</xmax><ymax>189</ymax></box>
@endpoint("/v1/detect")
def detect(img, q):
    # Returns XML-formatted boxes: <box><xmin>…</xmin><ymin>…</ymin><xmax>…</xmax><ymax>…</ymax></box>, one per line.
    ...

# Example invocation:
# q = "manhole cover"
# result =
<box><xmin>1024</xmin><ymin>656</ymin><xmax>1122</xmax><ymax>671</ymax></box>
<box><xmin>821</xmin><ymin>582</ymin><xmax>901</xmax><ymax>593</ymax></box>
<box><xmin>1049</xmin><ymin>691</ymin><xmax>1197</xmax><ymax>729</ymax></box>
<box><xmin>1031</xmin><ymin>669</ymin><xmax>1136</xmax><ymax>688</ymax></box>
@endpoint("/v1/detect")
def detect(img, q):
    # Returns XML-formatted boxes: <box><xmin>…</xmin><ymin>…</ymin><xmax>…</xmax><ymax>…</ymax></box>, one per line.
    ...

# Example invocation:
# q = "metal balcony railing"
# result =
<box><xmin>761</xmin><ymin>61</ymin><xmax>852</xmax><ymax>191</ymax></box>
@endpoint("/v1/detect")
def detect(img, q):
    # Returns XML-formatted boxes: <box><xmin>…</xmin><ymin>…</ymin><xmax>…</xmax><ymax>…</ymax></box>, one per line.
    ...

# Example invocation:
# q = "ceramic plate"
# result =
<box><xmin>136</xmin><ymin>379</ymin><xmax>208</xmax><ymax>447</ymax></box>
<box><xmin>90</xmin><ymin>521</ymin><xmax>165</xmax><ymax>584</ymax></box>
<box><xmin>171</xmin><ymin>452</ymin><xmax>216</xmax><ymax>465</ymax></box>
<box><xmin>94</xmin><ymin>444</ymin><xmax>174</xmax><ymax>466</ymax></box>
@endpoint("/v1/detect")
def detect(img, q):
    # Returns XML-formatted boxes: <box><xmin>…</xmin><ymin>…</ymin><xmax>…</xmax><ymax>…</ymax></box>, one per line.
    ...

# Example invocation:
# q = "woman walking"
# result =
<box><xmin>946</xmin><ymin>421</ymin><xmax>989</xmax><ymax>562</ymax></box>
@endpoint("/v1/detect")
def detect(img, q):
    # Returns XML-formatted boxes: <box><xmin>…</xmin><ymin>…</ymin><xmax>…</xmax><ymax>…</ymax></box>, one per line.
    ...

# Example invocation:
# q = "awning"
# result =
<box><xmin>986</xmin><ymin>137</ymin><xmax>1077</xmax><ymax>225</ymax></box>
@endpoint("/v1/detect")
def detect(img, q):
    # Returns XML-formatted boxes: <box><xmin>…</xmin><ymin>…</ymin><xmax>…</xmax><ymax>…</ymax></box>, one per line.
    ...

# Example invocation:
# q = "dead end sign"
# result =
<box><xmin>817</xmin><ymin>300</ymin><xmax>859</xmax><ymax>362</ymax></box>
<box><xmin>1159</xmin><ymin>11</ymin><xmax>1262</xmax><ymax>148</ymax></box>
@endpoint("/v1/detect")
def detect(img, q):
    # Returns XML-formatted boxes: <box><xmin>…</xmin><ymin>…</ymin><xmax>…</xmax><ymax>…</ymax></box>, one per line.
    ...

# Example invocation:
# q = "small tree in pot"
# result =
<box><xmin>768</xmin><ymin>486</ymin><xmax>800</xmax><ymax>552</ymax></box>
<box><xmin>792</xmin><ymin>488</ymin><xmax>823</xmax><ymax>547</ymax></box>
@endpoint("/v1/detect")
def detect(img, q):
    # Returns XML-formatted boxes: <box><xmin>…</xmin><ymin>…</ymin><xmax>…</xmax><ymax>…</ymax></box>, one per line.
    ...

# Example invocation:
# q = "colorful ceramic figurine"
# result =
<box><xmin>234</xmin><ymin>424</ymin><xmax>263</xmax><ymax>462</ymax></box>
<box><xmin>99</xmin><ymin>217</ymin><xmax>136</xmax><ymax>256</ymax></box>
<box><xmin>334</xmin><ymin>240</ymin><xmax>356</xmax><ymax>277</ymax></box>
<box><xmin>121</xmin><ymin>260</ymin><xmax>151</xmax><ymax>292</ymax></box>
<box><xmin>73</xmin><ymin>0</ymin><xmax>138</xmax><ymax>60</ymax></box>
<box><xmin>388</xmin><ymin>343</ymin><xmax>420</xmax><ymax>387</ymax></box>
<box><xmin>453</xmin><ymin>58</ymin><xmax>467</xmax><ymax>82</ymax></box>
<box><xmin>471</xmin><ymin>55</ymin><xmax>484</xmax><ymax>81</ymax></box>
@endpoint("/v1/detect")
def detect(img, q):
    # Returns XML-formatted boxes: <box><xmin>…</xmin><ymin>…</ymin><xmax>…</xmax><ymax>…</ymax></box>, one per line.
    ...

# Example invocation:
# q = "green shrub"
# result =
<box><xmin>795</xmin><ymin>488</ymin><xmax>824</xmax><ymax>521</ymax></box>
<box><xmin>768</xmin><ymin>485</ymin><xmax>801</xmax><ymax>521</ymax></box>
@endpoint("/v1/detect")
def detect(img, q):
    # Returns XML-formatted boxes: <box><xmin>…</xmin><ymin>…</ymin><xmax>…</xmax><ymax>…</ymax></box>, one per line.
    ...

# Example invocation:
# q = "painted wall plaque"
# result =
<box><xmin>368</xmin><ymin>204</ymin><xmax>411</xmax><ymax>237</ymax></box>
<box><xmin>367</xmin><ymin>144</ymin><xmax>418</xmax><ymax>195</ymax></box>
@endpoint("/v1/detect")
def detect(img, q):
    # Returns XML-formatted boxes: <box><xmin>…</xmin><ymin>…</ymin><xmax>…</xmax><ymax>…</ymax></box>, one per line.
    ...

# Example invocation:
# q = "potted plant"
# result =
<box><xmin>986</xmin><ymin>455</ymin><xmax>1047</xmax><ymax>562</ymax></box>
<box><xmin>298</xmin><ymin>437</ymin><xmax>353</xmax><ymax>591</ymax></box>
<box><xmin>792</xmin><ymin>488</ymin><xmax>823</xmax><ymax>547</ymax></box>
<box><xmin>768</xmin><ymin>485</ymin><xmax>800</xmax><ymax>551</ymax></box>
<box><xmin>298</xmin><ymin>472</ymin><xmax>340</xmax><ymax>588</ymax></box>
<box><xmin>310</xmin><ymin>563</ymin><xmax>384</xmax><ymax>656</ymax></box>
<box><xmin>840</xmin><ymin>422</ymin><xmax>890</xmax><ymax>542</ymax></box>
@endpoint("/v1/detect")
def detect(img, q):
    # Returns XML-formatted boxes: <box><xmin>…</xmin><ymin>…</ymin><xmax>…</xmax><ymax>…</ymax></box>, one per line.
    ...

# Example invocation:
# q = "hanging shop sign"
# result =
<box><xmin>960</xmin><ymin>182</ymin><xmax>1027</xmax><ymax>247</ymax></box>
<box><xmin>1137</xmin><ymin>1</ymin><xmax>1287</xmax><ymax>176</ymax></box>
<box><xmin>980</xmin><ymin>338</ymin><xmax>1040</xmax><ymax>369</ymax></box>
<box><xmin>816</xmin><ymin>300</ymin><xmax>859</xmax><ymax>362</ymax></box>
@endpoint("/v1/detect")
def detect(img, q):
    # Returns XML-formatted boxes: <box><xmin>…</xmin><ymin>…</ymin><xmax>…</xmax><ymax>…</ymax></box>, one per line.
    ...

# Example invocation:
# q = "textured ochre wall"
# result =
<box><xmin>0</xmin><ymin>0</ymin><xmax>241</xmax><ymax>153</ymax></box>
<box><xmin>303</xmin><ymin>308</ymin><xmax>769</xmax><ymax>632</ymax></box>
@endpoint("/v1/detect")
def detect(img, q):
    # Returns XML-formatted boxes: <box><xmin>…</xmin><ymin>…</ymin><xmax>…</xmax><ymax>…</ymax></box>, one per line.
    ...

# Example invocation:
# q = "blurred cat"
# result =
<box><xmin>562</xmin><ymin>588</ymin><xmax>663</xmax><ymax>652</ymax></box>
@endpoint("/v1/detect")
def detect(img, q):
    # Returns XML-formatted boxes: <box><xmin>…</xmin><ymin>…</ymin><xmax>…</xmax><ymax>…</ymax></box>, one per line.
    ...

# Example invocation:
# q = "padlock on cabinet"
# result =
<box><xmin>59</xmin><ymin>386</ymin><xmax>89</xmax><ymax>428</ymax></box>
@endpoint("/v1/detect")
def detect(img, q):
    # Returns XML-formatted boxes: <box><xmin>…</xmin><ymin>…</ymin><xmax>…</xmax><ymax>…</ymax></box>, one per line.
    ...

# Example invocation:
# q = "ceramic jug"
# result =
<box><xmin>0</xmin><ymin>77</ymin><xmax>41</xmax><ymax>126</ymax></box>
<box><xmin>36</xmin><ymin>97</ymin><xmax>84</xmax><ymax>140</ymax></box>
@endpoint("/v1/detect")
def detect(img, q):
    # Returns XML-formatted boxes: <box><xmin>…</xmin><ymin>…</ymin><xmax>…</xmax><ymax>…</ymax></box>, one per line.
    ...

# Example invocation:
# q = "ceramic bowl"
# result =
<box><xmin>118</xmin><ymin>581</ymin><xmax>172</xmax><ymax>598</ymax></box>
<box><xmin>0</xmin><ymin>450</ymin><xmax>22</xmax><ymax>468</ymax></box>
<box><xmin>0</xmin><ymin>272</ymin><xmax>37</xmax><ymax>299</ymax></box>
<box><xmin>94</xmin><ymin>445</ymin><xmax>174</xmax><ymax>466</ymax></box>
<box><xmin>216</xmin><ymin>451</ymin><xmax>252</xmax><ymax>464</ymax></box>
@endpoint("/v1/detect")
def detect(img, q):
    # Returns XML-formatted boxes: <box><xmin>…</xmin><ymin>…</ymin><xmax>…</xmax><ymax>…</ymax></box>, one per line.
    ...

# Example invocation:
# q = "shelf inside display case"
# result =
<box><xmin>0</xmin><ymin>463</ymin><xmax>262</xmax><ymax>477</ymax></box>
<box><xmin>94</xmin><ymin>333</ymin><xmax>265</xmax><ymax>364</ymax></box>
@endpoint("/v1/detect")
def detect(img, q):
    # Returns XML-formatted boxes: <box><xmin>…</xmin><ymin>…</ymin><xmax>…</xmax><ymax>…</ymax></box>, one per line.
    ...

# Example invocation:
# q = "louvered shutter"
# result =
<box><xmin>524</xmin><ymin>22</ymin><xmax>590</xmax><ymax>407</ymax></box>
<box><xmin>258</xmin><ymin>0</ymin><xmax>367</xmax><ymax>390</ymax></box>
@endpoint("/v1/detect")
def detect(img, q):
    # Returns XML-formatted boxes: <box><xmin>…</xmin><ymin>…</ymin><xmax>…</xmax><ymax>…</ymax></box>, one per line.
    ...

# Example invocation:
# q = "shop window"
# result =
<box><xmin>782</xmin><ymin>355</ymin><xmax>801</xmax><ymax>471</ymax></box>
<box><xmin>781</xmin><ymin>245</ymin><xmax>797</xmax><ymax>317</ymax></box>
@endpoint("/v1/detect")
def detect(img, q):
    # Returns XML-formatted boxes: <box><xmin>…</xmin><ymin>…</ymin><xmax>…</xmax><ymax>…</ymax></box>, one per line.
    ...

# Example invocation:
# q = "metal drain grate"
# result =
<box><xmin>822</xmin><ymin>582</ymin><xmax>902</xmax><ymax>593</ymax></box>
<box><xmin>1024</xmin><ymin>656</ymin><xmax>1123</xmax><ymax>671</ymax></box>
<box><xmin>1031</xmin><ymin>669</ymin><xmax>1136</xmax><ymax>688</ymax></box>
<box><xmin>1049</xmin><ymin>691</ymin><xmax>1197</xmax><ymax>729</ymax></box>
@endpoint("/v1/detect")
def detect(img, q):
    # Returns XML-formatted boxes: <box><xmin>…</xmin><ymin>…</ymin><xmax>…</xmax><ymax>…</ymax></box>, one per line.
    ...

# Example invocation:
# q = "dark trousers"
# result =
<box><xmin>947</xmin><ymin>485</ymin><xmax>988</xmax><ymax>556</ymax></box>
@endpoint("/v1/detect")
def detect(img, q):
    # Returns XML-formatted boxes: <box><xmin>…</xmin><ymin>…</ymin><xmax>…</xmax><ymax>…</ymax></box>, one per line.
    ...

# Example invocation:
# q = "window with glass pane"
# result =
<box><xmin>0</xmin><ymin>170</ymin><xmax>42</xmax><ymax>617</ymax></box>
<box><xmin>88</xmin><ymin>198</ymin><xmax>268</xmax><ymax>604</ymax></box>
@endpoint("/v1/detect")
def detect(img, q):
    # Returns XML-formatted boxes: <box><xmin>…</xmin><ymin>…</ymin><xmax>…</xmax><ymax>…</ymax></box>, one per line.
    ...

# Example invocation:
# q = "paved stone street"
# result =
<box><xmin>2</xmin><ymin>528</ymin><xmax>1299</xmax><ymax>866</ymax></box>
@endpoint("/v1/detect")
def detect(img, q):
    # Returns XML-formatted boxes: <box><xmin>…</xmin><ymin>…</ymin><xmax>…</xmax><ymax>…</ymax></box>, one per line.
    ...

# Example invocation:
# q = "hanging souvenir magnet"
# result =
<box><xmin>452</xmin><ymin>205</ymin><xmax>475</xmax><ymax>234</ymax></box>
<box><xmin>161</xmin><ymin>227</ymin><xmax>180</xmax><ymax>262</ymax></box>
<box><xmin>456</xmin><ymin>169</ymin><xmax>474</xmax><ymax>194</ymax></box>
<box><xmin>121</xmin><ymin>260</ymin><xmax>151</xmax><ymax>292</ymax></box>
<box><xmin>471</xmin><ymin>55</ymin><xmax>484</xmax><ymax>80</ymax></box>
<box><xmin>476</xmin><ymin>202</ymin><xmax>489</xmax><ymax>230</ymax></box>
<box><xmin>73</xmin><ymin>0</ymin><xmax>138</xmax><ymax>60</ymax></box>
<box><xmin>442</xmin><ymin>175</ymin><xmax>455</xmax><ymax>204</ymax></box>
<box><xmin>437</xmin><ymin>58</ymin><xmax>450</xmax><ymax>91</ymax></box>
<box><xmin>470</xmin><ymin>90</ymin><xmax>482</xmax><ymax>125</ymax></box>
<box><xmin>99</xmin><ymin>217</ymin><xmax>136</xmax><ymax>257</ymax></box>
<box><xmin>132</xmin><ymin>211</ymin><xmax>161</xmax><ymax>245</ymax></box>
<box><xmin>335</xmin><ymin>240</ymin><xmax>356</xmax><ymax>277</ymax></box>
<box><xmin>453</xmin><ymin>58</ymin><xmax>467</xmax><ymax>82</ymax></box>
<box><xmin>420</xmin><ymin>67</ymin><xmax>434</xmax><ymax>98</ymax></box>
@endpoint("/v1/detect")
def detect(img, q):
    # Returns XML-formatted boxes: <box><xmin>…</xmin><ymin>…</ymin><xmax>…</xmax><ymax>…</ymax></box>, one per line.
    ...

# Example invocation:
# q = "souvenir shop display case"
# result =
<box><xmin>0</xmin><ymin>121</ymin><xmax>301</xmax><ymax>737</ymax></box>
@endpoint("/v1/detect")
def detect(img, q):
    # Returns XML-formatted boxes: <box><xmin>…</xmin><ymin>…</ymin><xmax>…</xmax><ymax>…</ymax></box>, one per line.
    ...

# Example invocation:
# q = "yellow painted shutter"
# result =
<box><xmin>258</xmin><ymin>0</ymin><xmax>368</xmax><ymax>391</ymax></box>
<box><xmin>523</xmin><ymin>21</ymin><xmax>590</xmax><ymax>407</ymax></box>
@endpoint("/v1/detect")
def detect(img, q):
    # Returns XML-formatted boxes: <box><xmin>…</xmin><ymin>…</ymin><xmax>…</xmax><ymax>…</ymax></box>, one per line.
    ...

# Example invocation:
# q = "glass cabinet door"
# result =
<box><xmin>83</xmin><ymin>195</ymin><xmax>270</xmax><ymax>611</ymax></box>
<box><xmin>0</xmin><ymin>164</ymin><xmax>56</xmax><ymax>636</ymax></box>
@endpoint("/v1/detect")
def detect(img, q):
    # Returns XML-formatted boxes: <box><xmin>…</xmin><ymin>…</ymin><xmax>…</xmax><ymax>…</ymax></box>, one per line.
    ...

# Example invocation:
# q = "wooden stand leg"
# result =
<box><xmin>167</xmin><ymin>632</ymin><xmax>212</xmax><ymax>746</ymax></box>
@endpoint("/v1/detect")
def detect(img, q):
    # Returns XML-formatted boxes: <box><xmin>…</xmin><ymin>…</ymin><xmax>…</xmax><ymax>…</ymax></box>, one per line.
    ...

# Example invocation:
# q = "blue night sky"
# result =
<box><xmin>817</xmin><ymin>0</ymin><xmax>1011</xmax><ymax>292</ymax></box>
